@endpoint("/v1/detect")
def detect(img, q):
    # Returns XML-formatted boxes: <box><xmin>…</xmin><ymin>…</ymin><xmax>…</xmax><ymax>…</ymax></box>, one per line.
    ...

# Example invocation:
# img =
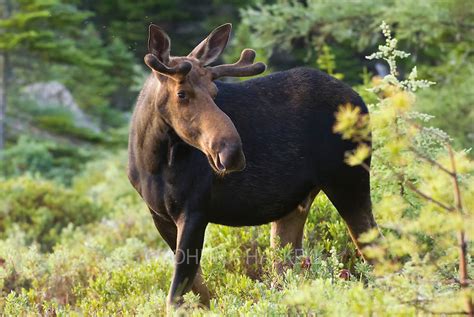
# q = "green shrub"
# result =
<box><xmin>416</xmin><ymin>62</ymin><xmax>474</xmax><ymax>151</ymax></box>
<box><xmin>77</xmin><ymin>259</ymin><xmax>171</xmax><ymax>315</ymax></box>
<box><xmin>0</xmin><ymin>176</ymin><xmax>107</xmax><ymax>251</ymax></box>
<box><xmin>305</xmin><ymin>194</ymin><xmax>357</xmax><ymax>267</ymax></box>
<box><xmin>0</xmin><ymin>222</ymin><xmax>167</xmax><ymax>315</ymax></box>
<box><xmin>72</xmin><ymin>151</ymin><xmax>140</xmax><ymax>206</ymax></box>
<box><xmin>2</xmin><ymin>291</ymin><xmax>39</xmax><ymax>317</ymax></box>
<box><xmin>7</xmin><ymin>98</ymin><xmax>105</xmax><ymax>143</ymax></box>
<box><xmin>333</xmin><ymin>21</ymin><xmax>473</xmax><ymax>315</ymax></box>
<box><xmin>35</xmin><ymin>114</ymin><xmax>103</xmax><ymax>143</ymax></box>
<box><xmin>1</xmin><ymin>15</ymin><xmax>472</xmax><ymax>316</ymax></box>
<box><xmin>0</xmin><ymin>136</ymin><xmax>53</xmax><ymax>177</ymax></box>
<box><xmin>0</xmin><ymin>136</ymin><xmax>96</xmax><ymax>184</ymax></box>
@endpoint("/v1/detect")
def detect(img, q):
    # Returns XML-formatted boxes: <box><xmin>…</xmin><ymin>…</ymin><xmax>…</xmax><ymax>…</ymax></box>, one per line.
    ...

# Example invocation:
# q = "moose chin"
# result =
<box><xmin>128</xmin><ymin>23</ymin><xmax>380</xmax><ymax>310</ymax></box>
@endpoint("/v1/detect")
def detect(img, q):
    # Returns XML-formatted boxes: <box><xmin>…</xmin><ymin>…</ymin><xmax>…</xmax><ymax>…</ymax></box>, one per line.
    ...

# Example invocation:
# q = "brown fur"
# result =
<box><xmin>128</xmin><ymin>24</ymin><xmax>380</xmax><ymax>310</ymax></box>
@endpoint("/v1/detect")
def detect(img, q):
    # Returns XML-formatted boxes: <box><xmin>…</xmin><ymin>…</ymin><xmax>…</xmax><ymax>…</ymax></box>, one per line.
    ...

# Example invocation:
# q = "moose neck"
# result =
<box><xmin>131</xmin><ymin>75</ymin><xmax>189</xmax><ymax>171</ymax></box>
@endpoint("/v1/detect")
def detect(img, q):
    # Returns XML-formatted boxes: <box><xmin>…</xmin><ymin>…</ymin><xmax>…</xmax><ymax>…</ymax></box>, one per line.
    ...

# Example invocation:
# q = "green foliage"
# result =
<box><xmin>304</xmin><ymin>195</ymin><xmax>357</xmax><ymax>266</ymax></box>
<box><xmin>0</xmin><ymin>1</ymin><xmax>91</xmax><ymax>55</ymax></box>
<box><xmin>1</xmin><ymin>0</ymin><xmax>138</xmax><ymax>119</ymax></box>
<box><xmin>84</xmin><ymin>0</ymin><xmax>256</xmax><ymax>59</ymax></box>
<box><xmin>0</xmin><ymin>153</ymin><xmax>166</xmax><ymax>315</ymax></box>
<box><xmin>0</xmin><ymin>136</ymin><xmax>53</xmax><ymax>176</ymax></box>
<box><xmin>78</xmin><ymin>259</ymin><xmax>171</xmax><ymax>315</ymax></box>
<box><xmin>416</xmin><ymin>61</ymin><xmax>474</xmax><ymax>150</ymax></box>
<box><xmin>0</xmin><ymin>140</ymin><xmax>471</xmax><ymax>316</ymax></box>
<box><xmin>237</xmin><ymin>0</ymin><xmax>474</xmax><ymax>149</ymax></box>
<box><xmin>8</xmin><ymin>96</ymin><xmax>101</xmax><ymax>138</ymax></box>
<box><xmin>238</xmin><ymin>0</ymin><xmax>472</xmax><ymax>64</ymax></box>
<box><xmin>34</xmin><ymin>115</ymin><xmax>103</xmax><ymax>143</ymax></box>
<box><xmin>1</xmin><ymin>1</ymin><xmax>473</xmax><ymax>315</ymax></box>
<box><xmin>0</xmin><ymin>175</ymin><xmax>106</xmax><ymax>251</ymax></box>
<box><xmin>316</xmin><ymin>45</ymin><xmax>344</xmax><ymax>80</ymax></box>
<box><xmin>0</xmin><ymin>149</ymin><xmax>375</xmax><ymax>315</ymax></box>
<box><xmin>0</xmin><ymin>136</ymin><xmax>96</xmax><ymax>183</ymax></box>
<box><xmin>334</xmin><ymin>22</ymin><xmax>473</xmax><ymax>314</ymax></box>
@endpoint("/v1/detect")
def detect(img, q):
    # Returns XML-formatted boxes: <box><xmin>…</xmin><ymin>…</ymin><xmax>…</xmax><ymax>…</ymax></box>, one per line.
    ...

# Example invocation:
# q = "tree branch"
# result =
<box><xmin>447</xmin><ymin>144</ymin><xmax>473</xmax><ymax>316</ymax></box>
<box><xmin>408</xmin><ymin>145</ymin><xmax>454</xmax><ymax>176</ymax></box>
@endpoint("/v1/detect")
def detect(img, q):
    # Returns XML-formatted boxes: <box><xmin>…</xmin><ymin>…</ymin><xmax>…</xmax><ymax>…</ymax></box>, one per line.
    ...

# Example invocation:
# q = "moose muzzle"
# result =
<box><xmin>209</xmin><ymin>140</ymin><xmax>246</xmax><ymax>174</ymax></box>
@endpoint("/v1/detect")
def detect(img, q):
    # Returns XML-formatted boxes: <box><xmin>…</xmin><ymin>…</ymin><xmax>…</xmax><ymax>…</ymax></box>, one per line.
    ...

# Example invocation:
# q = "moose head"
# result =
<box><xmin>144</xmin><ymin>23</ymin><xmax>266</xmax><ymax>174</ymax></box>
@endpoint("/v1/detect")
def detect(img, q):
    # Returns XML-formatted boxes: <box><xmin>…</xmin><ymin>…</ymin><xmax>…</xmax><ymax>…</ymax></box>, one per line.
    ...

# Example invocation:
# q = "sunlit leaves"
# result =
<box><xmin>316</xmin><ymin>45</ymin><xmax>344</xmax><ymax>80</ymax></box>
<box><xmin>333</xmin><ymin>103</ymin><xmax>370</xmax><ymax>142</ymax></box>
<box><xmin>372</xmin><ymin>194</ymin><xmax>407</xmax><ymax>226</ymax></box>
<box><xmin>345</xmin><ymin>143</ymin><xmax>371</xmax><ymax>166</ymax></box>
<box><xmin>389</xmin><ymin>91</ymin><xmax>415</xmax><ymax>112</ymax></box>
<box><xmin>335</xmin><ymin>21</ymin><xmax>473</xmax><ymax>315</ymax></box>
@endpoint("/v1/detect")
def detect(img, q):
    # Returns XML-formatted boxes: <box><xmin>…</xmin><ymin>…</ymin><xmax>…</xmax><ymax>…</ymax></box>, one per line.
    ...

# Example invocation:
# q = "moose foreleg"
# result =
<box><xmin>167</xmin><ymin>214</ymin><xmax>208</xmax><ymax>308</ymax></box>
<box><xmin>149</xmin><ymin>209</ymin><xmax>210</xmax><ymax>308</ymax></box>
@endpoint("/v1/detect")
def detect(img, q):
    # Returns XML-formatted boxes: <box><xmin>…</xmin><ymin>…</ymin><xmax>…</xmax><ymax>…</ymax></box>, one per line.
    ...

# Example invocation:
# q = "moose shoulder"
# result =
<box><xmin>128</xmin><ymin>23</ymin><xmax>379</xmax><ymax>309</ymax></box>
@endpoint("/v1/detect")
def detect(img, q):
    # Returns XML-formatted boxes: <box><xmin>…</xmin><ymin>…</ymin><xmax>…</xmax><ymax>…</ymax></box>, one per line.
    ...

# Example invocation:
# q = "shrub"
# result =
<box><xmin>77</xmin><ymin>258</ymin><xmax>171</xmax><ymax>315</ymax></box>
<box><xmin>334</xmin><ymin>21</ymin><xmax>473</xmax><ymax>315</ymax></box>
<box><xmin>0</xmin><ymin>176</ymin><xmax>107</xmax><ymax>251</ymax></box>
<box><xmin>1</xmin><ymin>19</ymin><xmax>472</xmax><ymax>317</ymax></box>
<box><xmin>35</xmin><ymin>114</ymin><xmax>103</xmax><ymax>143</ymax></box>
<box><xmin>7</xmin><ymin>98</ymin><xmax>104</xmax><ymax>143</ymax></box>
<box><xmin>0</xmin><ymin>136</ymin><xmax>96</xmax><ymax>184</ymax></box>
<box><xmin>0</xmin><ymin>136</ymin><xmax>53</xmax><ymax>177</ymax></box>
<box><xmin>0</xmin><ymin>224</ymin><xmax>168</xmax><ymax>315</ymax></box>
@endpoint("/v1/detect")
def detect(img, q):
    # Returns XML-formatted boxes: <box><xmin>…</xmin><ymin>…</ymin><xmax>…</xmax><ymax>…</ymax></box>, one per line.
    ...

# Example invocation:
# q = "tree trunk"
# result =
<box><xmin>0</xmin><ymin>53</ymin><xmax>6</xmax><ymax>151</ymax></box>
<box><xmin>0</xmin><ymin>0</ymin><xmax>12</xmax><ymax>152</ymax></box>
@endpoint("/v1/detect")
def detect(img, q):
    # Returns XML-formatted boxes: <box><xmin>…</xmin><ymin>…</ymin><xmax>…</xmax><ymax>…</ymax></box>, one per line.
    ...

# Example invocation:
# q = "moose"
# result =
<box><xmin>128</xmin><ymin>23</ymin><xmax>379</xmax><ymax>309</ymax></box>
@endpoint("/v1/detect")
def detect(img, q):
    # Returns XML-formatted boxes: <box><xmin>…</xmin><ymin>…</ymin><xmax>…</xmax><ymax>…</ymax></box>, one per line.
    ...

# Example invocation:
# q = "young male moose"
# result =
<box><xmin>128</xmin><ymin>23</ymin><xmax>378</xmax><ymax>308</ymax></box>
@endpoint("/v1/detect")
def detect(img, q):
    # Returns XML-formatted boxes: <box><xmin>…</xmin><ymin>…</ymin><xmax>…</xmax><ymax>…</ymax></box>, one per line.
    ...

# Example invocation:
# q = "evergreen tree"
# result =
<box><xmin>0</xmin><ymin>0</ymin><xmax>137</xmax><ymax>147</ymax></box>
<box><xmin>80</xmin><ymin>0</ymin><xmax>255</xmax><ymax>59</ymax></box>
<box><xmin>236</xmin><ymin>0</ymin><xmax>474</xmax><ymax>149</ymax></box>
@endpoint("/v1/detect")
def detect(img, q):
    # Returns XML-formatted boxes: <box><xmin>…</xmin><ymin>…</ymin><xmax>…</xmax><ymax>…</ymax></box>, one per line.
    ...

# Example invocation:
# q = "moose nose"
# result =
<box><xmin>214</xmin><ymin>142</ymin><xmax>246</xmax><ymax>173</ymax></box>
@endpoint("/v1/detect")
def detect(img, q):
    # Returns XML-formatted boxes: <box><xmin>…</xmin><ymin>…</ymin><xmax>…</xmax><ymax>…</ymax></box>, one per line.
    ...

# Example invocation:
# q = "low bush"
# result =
<box><xmin>0</xmin><ymin>136</ymin><xmax>96</xmax><ymax>184</ymax></box>
<box><xmin>0</xmin><ymin>176</ymin><xmax>106</xmax><ymax>251</ymax></box>
<box><xmin>0</xmin><ymin>21</ymin><xmax>472</xmax><ymax>317</ymax></box>
<box><xmin>35</xmin><ymin>114</ymin><xmax>103</xmax><ymax>143</ymax></box>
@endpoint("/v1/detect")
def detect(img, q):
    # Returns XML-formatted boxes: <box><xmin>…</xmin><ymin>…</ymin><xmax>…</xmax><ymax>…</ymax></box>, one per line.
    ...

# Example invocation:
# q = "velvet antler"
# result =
<box><xmin>145</xmin><ymin>24</ymin><xmax>192</xmax><ymax>79</ymax></box>
<box><xmin>210</xmin><ymin>49</ymin><xmax>266</xmax><ymax>79</ymax></box>
<box><xmin>144</xmin><ymin>54</ymin><xmax>192</xmax><ymax>79</ymax></box>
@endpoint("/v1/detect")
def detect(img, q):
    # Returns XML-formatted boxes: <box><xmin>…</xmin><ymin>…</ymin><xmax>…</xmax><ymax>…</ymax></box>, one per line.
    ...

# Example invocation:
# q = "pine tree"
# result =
<box><xmin>0</xmin><ymin>0</ymin><xmax>137</xmax><ymax>148</ymax></box>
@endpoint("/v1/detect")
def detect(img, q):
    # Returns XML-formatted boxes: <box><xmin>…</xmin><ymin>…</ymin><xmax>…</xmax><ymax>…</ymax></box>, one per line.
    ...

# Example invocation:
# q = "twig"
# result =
<box><xmin>403</xmin><ymin>180</ymin><xmax>455</xmax><ymax>212</ymax></box>
<box><xmin>447</xmin><ymin>143</ymin><xmax>473</xmax><ymax>317</ymax></box>
<box><xmin>376</xmin><ymin>115</ymin><xmax>456</xmax><ymax>212</ymax></box>
<box><xmin>408</xmin><ymin>145</ymin><xmax>454</xmax><ymax>176</ymax></box>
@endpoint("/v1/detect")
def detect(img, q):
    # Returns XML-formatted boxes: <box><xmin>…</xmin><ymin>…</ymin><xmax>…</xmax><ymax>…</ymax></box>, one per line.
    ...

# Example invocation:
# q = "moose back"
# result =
<box><xmin>128</xmin><ymin>23</ymin><xmax>378</xmax><ymax>308</ymax></box>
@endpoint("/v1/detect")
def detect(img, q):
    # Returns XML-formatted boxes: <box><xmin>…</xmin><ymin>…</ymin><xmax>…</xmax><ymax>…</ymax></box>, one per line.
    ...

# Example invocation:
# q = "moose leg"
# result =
<box><xmin>149</xmin><ymin>209</ymin><xmax>210</xmax><ymax>308</ymax></box>
<box><xmin>322</xmin><ymin>169</ymin><xmax>379</xmax><ymax>262</ymax></box>
<box><xmin>167</xmin><ymin>214</ymin><xmax>208</xmax><ymax>308</ymax></box>
<box><xmin>270</xmin><ymin>189</ymin><xmax>319</xmax><ymax>272</ymax></box>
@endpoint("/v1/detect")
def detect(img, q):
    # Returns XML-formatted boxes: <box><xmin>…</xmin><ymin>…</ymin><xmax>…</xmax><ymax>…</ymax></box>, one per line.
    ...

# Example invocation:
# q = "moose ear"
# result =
<box><xmin>148</xmin><ymin>24</ymin><xmax>170</xmax><ymax>63</ymax></box>
<box><xmin>188</xmin><ymin>23</ymin><xmax>232</xmax><ymax>66</ymax></box>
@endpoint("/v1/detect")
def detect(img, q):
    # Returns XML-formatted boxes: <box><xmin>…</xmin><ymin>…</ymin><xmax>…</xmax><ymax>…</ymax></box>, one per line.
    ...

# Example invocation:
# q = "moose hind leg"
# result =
<box><xmin>322</xmin><ymin>168</ymin><xmax>379</xmax><ymax>262</ymax></box>
<box><xmin>149</xmin><ymin>209</ymin><xmax>210</xmax><ymax>308</ymax></box>
<box><xmin>270</xmin><ymin>189</ymin><xmax>319</xmax><ymax>272</ymax></box>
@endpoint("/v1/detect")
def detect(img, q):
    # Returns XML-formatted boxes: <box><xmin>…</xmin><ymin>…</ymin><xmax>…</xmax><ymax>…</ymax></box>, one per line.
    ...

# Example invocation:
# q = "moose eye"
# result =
<box><xmin>177</xmin><ymin>91</ymin><xmax>186</xmax><ymax>99</ymax></box>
